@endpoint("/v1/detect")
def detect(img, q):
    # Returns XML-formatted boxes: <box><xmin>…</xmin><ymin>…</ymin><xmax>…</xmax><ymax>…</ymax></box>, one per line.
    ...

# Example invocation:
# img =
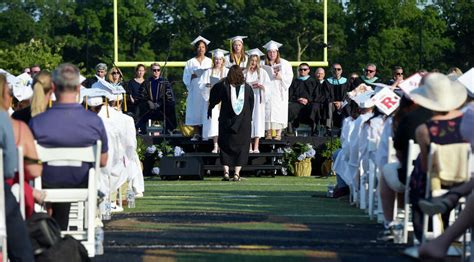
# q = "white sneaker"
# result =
<box><xmin>190</xmin><ymin>134</ymin><xmax>201</xmax><ymax>141</ymax></box>
<box><xmin>111</xmin><ymin>203</ymin><xmax>124</xmax><ymax>213</ymax></box>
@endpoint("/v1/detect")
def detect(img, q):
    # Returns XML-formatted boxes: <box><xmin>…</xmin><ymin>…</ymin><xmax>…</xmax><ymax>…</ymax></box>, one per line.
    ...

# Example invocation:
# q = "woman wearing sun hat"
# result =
<box><xmin>407</xmin><ymin>72</ymin><xmax>467</xmax><ymax>241</ymax></box>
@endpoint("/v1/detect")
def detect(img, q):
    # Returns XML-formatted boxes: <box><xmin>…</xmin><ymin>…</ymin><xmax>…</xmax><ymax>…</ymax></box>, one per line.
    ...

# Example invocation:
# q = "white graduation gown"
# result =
<box><xmin>121</xmin><ymin>113</ymin><xmax>144</xmax><ymax>194</ymax></box>
<box><xmin>334</xmin><ymin>117</ymin><xmax>355</xmax><ymax>184</ymax></box>
<box><xmin>199</xmin><ymin>67</ymin><xmax>228</xmax><ymax>140</ymax></box>
<box><xmin>224</xmin><ymin>54</ymin><xmax>248</xmax><ymax>68</ymax></box>
<box><xmin>359</xmin><ymin>116</ymin><xmax>384</xmax><ymax>176</ymax></box>
<box><xmin>375</xmin><ymin>117</ymin><xmax>393</xmax><ymax>170</ymax></box>
<box><xmin>261</xmin><ymin>58</ymin><xmax>293</xmax><ymax>128</ymax></box>
<box><xmin>244</xmin><ymin>68</ymin><xmax>271</xmax><ymax>138</ymax></box>
<box><xmin>344</xmin><ymin>112</ymin><xmax>374</xmax><ymax>185</ymax></box>
<box><xmin>183</xmin><ymin>57</ymin><xmax>213</xmax><ymax>125</ymax></box>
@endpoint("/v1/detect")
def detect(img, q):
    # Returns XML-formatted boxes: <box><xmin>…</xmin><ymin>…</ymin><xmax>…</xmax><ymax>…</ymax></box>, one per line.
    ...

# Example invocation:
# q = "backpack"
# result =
<box><xmin>27</xmin><ymin>213</ymin><xmax>90</xmax><ymax>262</ymax></box>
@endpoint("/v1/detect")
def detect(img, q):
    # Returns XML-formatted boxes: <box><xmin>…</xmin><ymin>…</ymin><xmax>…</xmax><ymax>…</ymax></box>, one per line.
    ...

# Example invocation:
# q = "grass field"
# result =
<box><xmin>96</xmin><ymin>176</ymin><xmax>410</xmax><ymax>262</ymax></box>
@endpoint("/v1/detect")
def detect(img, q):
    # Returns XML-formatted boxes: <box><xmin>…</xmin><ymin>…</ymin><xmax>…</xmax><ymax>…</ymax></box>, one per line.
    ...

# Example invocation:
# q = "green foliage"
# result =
<box><xmin>136</xmin><ymin>136</ymin><xmax>148</xmax><ymax>162</ymax></box>
<box><xmin>279</xmin><ymin>143</ymin><xmax>316</xmax><ymax>176</ymax></box>
<box><xmin>0</xmin><ymin>39</ymin><xmax>63</xmax><ymax>75</ymax></box>
<box><xmin>321</xmin><ymin>138</ymin><xmax>341</xmax><ymax>159</ymax></box>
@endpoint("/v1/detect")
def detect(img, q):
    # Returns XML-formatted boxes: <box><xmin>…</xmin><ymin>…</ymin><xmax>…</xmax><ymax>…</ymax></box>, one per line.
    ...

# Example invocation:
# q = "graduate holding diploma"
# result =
<box><xmin>183</xmin><ymin>36</ymin><xmax>213</xmax><ymax>140</ymax></box>
<box><xmin>199</xmin><ymin>48</ymin><xmax>229</xmax><ymax>152</ymax></box>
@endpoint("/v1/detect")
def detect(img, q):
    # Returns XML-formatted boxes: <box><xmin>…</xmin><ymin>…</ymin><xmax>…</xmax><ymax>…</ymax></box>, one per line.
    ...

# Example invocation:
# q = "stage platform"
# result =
<box><xmin>139</xmin><ymin>134</ymin><xmax>333</xmax><ymax>178</ymax></box>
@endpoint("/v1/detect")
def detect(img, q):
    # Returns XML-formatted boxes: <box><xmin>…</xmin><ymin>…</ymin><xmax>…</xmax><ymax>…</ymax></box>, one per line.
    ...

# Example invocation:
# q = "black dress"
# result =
<box><xmin>208</xmin><ymin>80</ymin><xmax>254</xmax><ymax>166</ymax></box>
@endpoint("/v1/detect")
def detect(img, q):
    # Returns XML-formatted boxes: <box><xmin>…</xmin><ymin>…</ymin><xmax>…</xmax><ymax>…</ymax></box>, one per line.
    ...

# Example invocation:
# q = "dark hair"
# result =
<box><xmin>135</xmin><ymin>64</ymin><xmax>146</xmax><ymax>72</ymax></box>
<box><xmin>194</xmin><ymin>40</ymin><xmax>208</xmax><ymax>53</ymax></box>
<box><xmin>393</xmin><ymin>66</ymin><xmax>403</xmax><ymax>71</ymax></box>
<box><xmin>226</xmin><ymin>65</ymin><xmax>245</xmax><ymax>86</ymax></box>
<box><xmin>299</xmin><ymin>63</ymin><xmax>310</xmax><ymax>68</ymax></box>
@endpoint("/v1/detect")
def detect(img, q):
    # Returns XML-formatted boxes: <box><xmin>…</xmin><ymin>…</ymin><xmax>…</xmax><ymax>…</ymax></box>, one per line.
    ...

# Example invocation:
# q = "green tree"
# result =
<box><xmin>0</xmin><ymin>39</ymin><xmax>63</xmax><ymax>75</ymax></box>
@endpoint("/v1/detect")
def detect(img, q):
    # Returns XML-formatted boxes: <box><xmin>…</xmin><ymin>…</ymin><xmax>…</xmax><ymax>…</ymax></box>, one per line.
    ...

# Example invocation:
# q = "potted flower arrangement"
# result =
<box><xmin>278</xmin><ymin>143</ymin><xmax>316</xmax><ymax>177</ymax></box>
<box><xmin>320</xmin><ymin>138</ymin><xmax>341</xmax><ymax>177</ymax></box>
<box><xmin>142</xmin><ymin>140</ymin><xmax>186</xmax><ymax>176</ymax></box>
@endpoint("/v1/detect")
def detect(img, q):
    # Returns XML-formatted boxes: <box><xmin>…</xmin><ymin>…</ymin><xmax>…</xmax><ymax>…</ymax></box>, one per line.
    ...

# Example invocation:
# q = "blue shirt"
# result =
<box><xmin>0</xmin><ymin>111</ymin><xmax>17</xmax><ymax>179</ymax></box>
<box><xmin>29</xmin><ymin>103</ymin><xmax>108</xmax><ymax>187</ymax></box>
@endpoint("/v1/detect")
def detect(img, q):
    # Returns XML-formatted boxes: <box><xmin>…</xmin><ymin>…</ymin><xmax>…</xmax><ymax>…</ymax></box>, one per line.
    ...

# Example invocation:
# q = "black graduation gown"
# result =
<box><xmin>352</xmin><ymin>76</ymin><xmax>383</xmax><ymax>90</ymax></box>
<box><xmin>308</xmin><ymin>79</ymin><xmax>330</xmax><ymax>123</ymax></box>
<box><xmin>143</xmin><ymin>77</ymin><xmax>177</xmax><ymax>131</ymax></box>
<box><xmin>326</xmin><ymin>77</ymin><xmax>352</xmax><ymax>126</ymax></box>
<box><xmin>288</xmin><ymin>78</ymin><xmax>313</xmax><ymax>123</ymax></box>
<box><xmin>208</xmin><ymin>81</ymin><xmax>254</xmax><ymax>166</ymax></box>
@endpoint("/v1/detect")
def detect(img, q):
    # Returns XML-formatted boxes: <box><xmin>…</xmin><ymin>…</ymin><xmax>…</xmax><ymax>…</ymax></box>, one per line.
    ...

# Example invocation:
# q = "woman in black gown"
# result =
<box><xmin>208</xmin><ymin>65</ymin><xmax>254</xmax><ymax>181</ymax></box>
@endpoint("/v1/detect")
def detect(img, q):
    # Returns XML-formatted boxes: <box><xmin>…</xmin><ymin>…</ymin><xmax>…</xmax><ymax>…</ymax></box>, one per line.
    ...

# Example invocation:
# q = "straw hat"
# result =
<box><xmin>409</xmin><ymin>72</ymin><xmax>467</xmax><ymax>112</ymax></box>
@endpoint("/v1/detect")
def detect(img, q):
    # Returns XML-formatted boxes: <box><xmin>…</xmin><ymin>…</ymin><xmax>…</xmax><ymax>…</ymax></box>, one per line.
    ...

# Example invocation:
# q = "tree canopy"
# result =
<box><xmin>0</xmin><ymin>0</ymin><xmax>472</xmax><ymax>81</ymax></box>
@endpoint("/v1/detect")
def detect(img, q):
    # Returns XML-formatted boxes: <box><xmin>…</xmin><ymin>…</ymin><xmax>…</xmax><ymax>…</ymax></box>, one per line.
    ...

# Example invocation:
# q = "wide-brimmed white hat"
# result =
<box><xmin>382</xmin><ymin>162</ymin><xmax>405</xmax><ymax>193</ymax></box>
<box><xmin>409</xmin><ymin>72</ymin><xmax>467</xmax><ymax>112</ymax></box>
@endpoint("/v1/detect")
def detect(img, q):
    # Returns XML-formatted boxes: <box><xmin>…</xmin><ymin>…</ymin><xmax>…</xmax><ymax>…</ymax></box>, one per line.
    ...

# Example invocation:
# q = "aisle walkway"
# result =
<box><xmin>94</xmin><ymin>177</ymin><xmax>410</xmax><ymax>261</ymax></box>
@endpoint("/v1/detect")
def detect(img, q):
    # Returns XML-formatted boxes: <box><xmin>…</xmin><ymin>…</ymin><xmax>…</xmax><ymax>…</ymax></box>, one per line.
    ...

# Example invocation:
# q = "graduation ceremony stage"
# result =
<box><xmin>140</xmin><ymin>132</ymin><xmax>332</xmax><ymax>179</ymax></box>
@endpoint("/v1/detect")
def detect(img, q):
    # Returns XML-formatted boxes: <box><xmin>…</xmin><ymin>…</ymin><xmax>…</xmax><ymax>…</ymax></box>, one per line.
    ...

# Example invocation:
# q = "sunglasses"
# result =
<box><xmin>298</xmin><ymin>68</ymin><xmax>309</xmax><ymax>71</ymax></box>
<box><xmin>365</xmin><ymin>69</ymin><xmax>375</xmax><ymax>73</ymax></box>
<box><xmin>32</xmin><ymin>71</ymin><xmax>40</xmax><ymax>74</ymax></box>
<box><xmin>111</xmin><ymin>72</ymin><xmax>120</xmax><ymax>75</ymax></box>
<box><xmin>395</xmin><ymin>72</ymin><xmax>403</xmax><ymax>76</ymax></box>
<box><xmin>333</xmin><ymin>68</ymin><xmax>342</xmax><ymax>71</ymax></box>
<box><xmin>152</xmin><ymin>68</ymin><xmax>161</xmax><ymax>72</ymax></box>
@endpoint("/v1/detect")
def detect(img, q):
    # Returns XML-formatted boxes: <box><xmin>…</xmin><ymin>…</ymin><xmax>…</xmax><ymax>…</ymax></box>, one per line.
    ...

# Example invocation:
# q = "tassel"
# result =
<box><xmin>105</xmin><ymin>97</ymin><xmax>109</xmax><ymax>118</ymax></box>
<box><xmin>124</xmin><ymin>94</ymin><xmax>127</xmax><ymax>112</ymax></box>
<box><xmin>116</xmin><ymin>95</ymin><xmax>119</xmax><ymax>110</ymax></box>
<box><xmin>48</xmin><ymin>98</ymin><xmax>52</xmax><ymax>108</ymax></box>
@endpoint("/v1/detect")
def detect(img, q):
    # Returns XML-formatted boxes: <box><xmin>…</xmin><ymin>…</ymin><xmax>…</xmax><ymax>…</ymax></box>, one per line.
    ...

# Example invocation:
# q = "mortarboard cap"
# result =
<box><xmin>246</xmin><ymin>48</ymin><xmax>265</xmax><ymax>57</ymax></box>
<box><xmin>209</xmin><ymin>48</ymin><xmax>229</xmax><ymax>58</ymax></box>
<box><xmin>86</xmin><ymin>96</ymin><xmax>104</xmax><ymax>107</ymax></box>
<box><xmin>191</xmin><ymin>36</ymin><xmax>210</xmax><ymax>46</ymax></box>
<box><xmin>80</xmin><ymin>87</ymin><xmax>109</xmax><ymax>100</ymax></box>
<box><xmin>262</xmin><ymin>40</ymin><xmax>283</xmax><ymax>51</ymax></box>
<box><xmin>228</xmin><ymin>36</ymin><xmax>247</xmax><ymax>43</ymax></box>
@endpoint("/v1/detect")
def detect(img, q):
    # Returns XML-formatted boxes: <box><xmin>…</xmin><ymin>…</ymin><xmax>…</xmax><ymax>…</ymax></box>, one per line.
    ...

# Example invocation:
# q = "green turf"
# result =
<box><xmin>123</xmin><ymin>176</ymin><xmax>371</xmax><ymax>225</ymax></box>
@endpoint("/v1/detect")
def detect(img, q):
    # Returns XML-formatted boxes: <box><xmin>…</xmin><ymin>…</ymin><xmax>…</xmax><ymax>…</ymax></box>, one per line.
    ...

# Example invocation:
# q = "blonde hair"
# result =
<box><xmin>31</xmin><ymin>71</ymin><xmax>53</xmax><ymax>117</ymax></box>
<box><xmin>107</xmin><ymin>66</ymin><xmax>123</xmax><ymax>83</ymax></box>
<box><xmin>0</xmin><ymin>74</ymin><xmax>7</xmax><ymax>110</ymax></box>
<box><xmin>245</xmin><ymin>55</ymin><xmax>261</xmax><ymax>80</ymax></box>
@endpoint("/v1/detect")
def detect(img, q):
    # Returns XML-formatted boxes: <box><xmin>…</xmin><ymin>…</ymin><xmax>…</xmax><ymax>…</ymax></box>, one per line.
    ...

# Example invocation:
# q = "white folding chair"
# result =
<box><xmin>375</xmin><ymin>137</ymin><xmax>397</xmax><ymax>223</ymax></box>
<box><xmin>422</xmin><ymin>142</ymin><xmax>472</xmax><ymax>243</ymax></box>
<box><xmin>34</xmin><ymin>140</ymin><xmax>102</xmax><ymax>257</ymax></box>
<box><xmin>16</xmin><ymin>146</ymin><xmax>25</xmax><ymax>219</ymax></box>
<box><xmin>402</xmin><ymin>139</ymin><xmax>420</xmax><ymax>244</ymax></box>
<box><xmin>0</xmin><ymin>149</ymin><xmax>8</xmax><ymax>262</ymax></box>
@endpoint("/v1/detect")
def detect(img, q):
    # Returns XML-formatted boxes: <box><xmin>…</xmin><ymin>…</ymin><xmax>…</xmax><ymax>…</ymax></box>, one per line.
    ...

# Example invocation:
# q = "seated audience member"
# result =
<box><xmin>144</xmin><ymin>63</ymin><xmax>178</xmax><ymax>134</ymax></box>
<box><xmin>386</xmin><ymin>66</ymin><xmax>404</xmax><ymax>89</ymax></box>
<box><xmin>287</xmin><ymin>63</ymin><xmax>316</xmax><ymax>134</ymax></box>
<box><xmin>107</xmin><ymin>66</ymin><xmax>129</xmax><ymax>113</ymax></box>
<box><xmin>1</xmin><ymin>74</ymin><xmax>44</xmax><ymax>218</ymax></box>
<box><xmin>409</xmin><ymin>73</ymin><xmax>467</xmax><ymax>241</ymax></box>
<box><xmin>1</xmin><ymin>74</ymin><xmax>35</xmax><ymax>261</ymax></box>
<box><xmin>310</xmin><ymin>67</ymin><xmax>330</xmax><ymax>135</ymax></box>
<box><xmin>352</xmin><ymin>63</ymin><xmax>382</xmax><ymax>89</ymax></box>
<box><xmin>418</xmin><ymin>101</ymin><xmax>473</xmax><ymax>259</ymax></box>
<box><xmin>326</xmin><ymin>63</ymin><xmax>352</xmax><ymax>129</ymax></box>
<box><xmin>12</xmin><ymin>71</ymin><xmax>54</xmax><ymax>124</ymax></box>
<box><xmin>82</xmin><ymin>63</ymin><xmax>108</xmax><ymax>89</ymax></box>
<box><xmin>29</xmin><ymin>63</ymin><xmax>109</xmax><ymax>230</ymax></box>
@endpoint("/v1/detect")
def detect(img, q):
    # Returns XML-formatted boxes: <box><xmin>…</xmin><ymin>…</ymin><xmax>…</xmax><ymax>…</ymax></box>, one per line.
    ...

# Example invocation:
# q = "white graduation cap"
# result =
<box><xmin>209</xmin><ymin>48</ymin><xmax>229</xmax><ymax>59</ymax></box>
<box><xmin>80</xmin><ymin>87</ymin><xmax>109</xmax><ymax>102</ymax></box>
<box><xmin>191</xmin><ymin>35</ymin><xmax>210</xmax><ymax>46</ymax></box>
<box><xmin>228</xmin><ymin>36</ymin><xmax>247</xmax><ymax>43</ymax></box>
<box><xmin>262</xmin><ymin>40</ymin><xmax>282</xmax><ymax>51</ymax></box>
<box><xmin>86</xmin><ymin>96</ymin><xmax>104</xmax><ymax>107</ymax></box>
<box><xmin>105</xmin><ymin>92</ymin><xmax>123</xmax><ymax>102</ymax></box>
<box><xmin>0</xmin><ymin>69</ymin><xmax>33</xmax><ymax>102</ymax></box>
<box><xmin>457</xmin><ymin>67</ymin><xmax>474</xmax><ymax>96</ymax></box>
<box><xmin>16</xmin><ymin>72</ymin><xmax>32</xmax><ymax>87</ymax></box>
<box><xmin>354</xmin><ymin>91</ymin><xmax>376</xmax><ymax>109</ymax></box>
<box><xmin>91</xmin><ymin>78</ymin><xmax>125</xmax><ymax>95</ymax></box>
<box><xmin>246</xmin><ymin>48</ymin><xmax>265</xmax><ymax>57</ymax></box>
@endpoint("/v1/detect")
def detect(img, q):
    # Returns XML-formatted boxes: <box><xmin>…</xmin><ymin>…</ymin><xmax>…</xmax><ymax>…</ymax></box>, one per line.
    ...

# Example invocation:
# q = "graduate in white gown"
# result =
<box><xmin>244</xmin><ymin>48</ymin><xmax>270</xmax><ymax>153</ymax></box>
<box><xmin>224</xmin><ymin>36</ymin><xmax>249</xmax><ymax>68</ymax></box>
<box><xmin>199</xmin><ymin>48</ymin><xmax>229</xmax><ymax>152</ymax></box>
<box><xmin>261</xmin><ymin>40</ymin><xmax>293</xmax><ymax>140</ymax></box>
<box><xmin>183</xmin><ymin>36</ymin><xmax>213</xmax><ymax>140</ymax></box>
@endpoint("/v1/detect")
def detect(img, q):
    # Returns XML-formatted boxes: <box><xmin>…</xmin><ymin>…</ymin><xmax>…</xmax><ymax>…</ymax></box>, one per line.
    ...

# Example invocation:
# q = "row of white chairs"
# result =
<box><xmin>349</xmin><ymin>136</ymin><xmax>473</xmax><ymax>258</ymax></box>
